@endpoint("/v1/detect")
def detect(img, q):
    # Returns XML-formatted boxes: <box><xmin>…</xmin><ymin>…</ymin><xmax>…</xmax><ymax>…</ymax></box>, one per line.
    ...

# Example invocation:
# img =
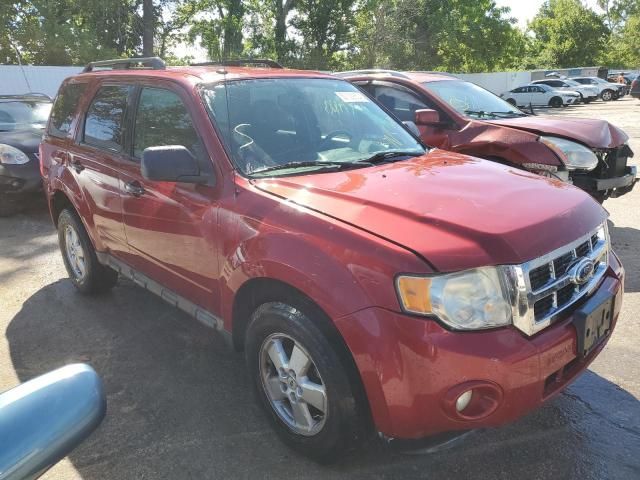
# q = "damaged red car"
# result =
<box><xmin>340</xmin><ymin>70</ymin><xmax>637</xmax><ymax>203</ymax></box>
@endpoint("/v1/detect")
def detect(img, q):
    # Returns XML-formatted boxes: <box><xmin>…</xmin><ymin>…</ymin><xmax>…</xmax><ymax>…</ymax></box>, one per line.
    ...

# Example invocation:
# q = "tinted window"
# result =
<box><xmin>371</xmin><ymin>85</ymin><xmax>429</xmax><ymax>122</ymax></box>
<box><xmin>84</xmin><ymin>85</ymin><xmax>131</xmax><ymax>151</ymax></box>
<box><xmin>49</xmin><ymin>83</ymin><xmax>86</xmax><ymax>138</ymax></box>
<box><xmin>133</xmin><ymin>88</ymin><xmax>204</xmax><ymax>160</ymax></box>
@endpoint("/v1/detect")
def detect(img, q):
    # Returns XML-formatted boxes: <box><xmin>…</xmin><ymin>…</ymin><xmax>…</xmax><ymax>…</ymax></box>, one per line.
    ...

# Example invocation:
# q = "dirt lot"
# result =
<box><xmin>1</xmin><ymin>97</ymin><xmax>638</xmax><ymax>479</ymax></box>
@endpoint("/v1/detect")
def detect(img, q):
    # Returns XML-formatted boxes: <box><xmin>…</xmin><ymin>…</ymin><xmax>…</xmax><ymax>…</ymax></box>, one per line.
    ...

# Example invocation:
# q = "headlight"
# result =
<box><xmin>0</xmin><ymin>144</ymin><xmax>30</xmax><ymax>165</ymax></box>
<box><xmin>539</xmin><ymin>136</ymin><xmax>599</xmax><ymax>171</ymax></box>
<box><xmin>396</xmin><ymin>267</ymin><xmax>513</xmax><ymax>330</ymax></box>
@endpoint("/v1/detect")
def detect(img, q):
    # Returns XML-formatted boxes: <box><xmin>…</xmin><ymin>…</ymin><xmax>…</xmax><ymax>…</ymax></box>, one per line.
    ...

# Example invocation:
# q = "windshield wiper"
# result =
<box><xmin>359</xmin><ymin>150</ymin><xmax>424</xmax><ymax>164</ymax></box>
<box><xmin>464</xmin><ymin>110</ymin><xmax>526</xmax><ymax>119</ymax></box>
<box><xmin>250</xmin><ymin>160</ymin><xmax>369</xmax><ymax>176</ymax></box>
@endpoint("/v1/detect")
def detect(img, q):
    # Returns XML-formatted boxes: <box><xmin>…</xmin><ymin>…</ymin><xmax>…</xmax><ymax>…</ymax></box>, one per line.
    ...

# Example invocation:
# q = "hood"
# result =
<box><xmin>486</xmin><ymin>115</ymin><xmax>628</xmax><ymax>149</ymax></box>
<box><xmin>253</xmin><ymin>150</ymin><xmax>606</xmax><ymax>272</ymax></box>
<box><xmin>0</xmin><ymin>129</ymin><xmax>43</xmax><ymax>153</ymax></box>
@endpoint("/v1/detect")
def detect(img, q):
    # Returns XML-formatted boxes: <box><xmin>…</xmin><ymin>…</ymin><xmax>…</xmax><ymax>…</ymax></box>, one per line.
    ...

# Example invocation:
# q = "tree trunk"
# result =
<box><xmin>143</xmin><ymin>0</ymin><xmax>154</xmax><ymax>57</ymax></box>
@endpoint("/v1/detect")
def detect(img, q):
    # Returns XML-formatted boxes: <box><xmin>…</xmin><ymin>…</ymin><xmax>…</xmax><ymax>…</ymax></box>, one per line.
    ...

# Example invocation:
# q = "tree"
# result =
<box><xmin>529</xmin><ymin>0</ymin><xmax>609</xmax><ymax>68</ymax></box>
<box><xmin>181</xmin><ymin>0</ymin><xmax>246</xmax><ymax>60</ymax></box>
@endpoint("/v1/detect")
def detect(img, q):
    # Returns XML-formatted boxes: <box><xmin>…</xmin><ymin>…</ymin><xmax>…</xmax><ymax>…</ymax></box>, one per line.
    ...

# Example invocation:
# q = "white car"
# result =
<box><xmin>500</xmin><ymin>84</ymin><xmax>581</xmax><ymax>108</ymax></box>
<box><xmin>570</xmin><ymin>77</ymin><xmax>625</xmax><ymax>101</ymax></box>
<box><xmin>532</xmin><ymin>79</ymin><xmax>599</xmax><ymax>103</ymax></box>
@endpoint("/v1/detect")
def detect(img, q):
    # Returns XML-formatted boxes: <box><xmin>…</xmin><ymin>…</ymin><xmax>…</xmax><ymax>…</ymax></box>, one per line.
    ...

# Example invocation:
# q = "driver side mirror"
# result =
<box><xmin>142</xmin><ymin>145</ymin><xmax>210</xmax><ymax>184</ymax></box>
<box><xmin>414</xmin><ymin>109</ymin><xmax>441</xmax><ymax>126</ymax></box>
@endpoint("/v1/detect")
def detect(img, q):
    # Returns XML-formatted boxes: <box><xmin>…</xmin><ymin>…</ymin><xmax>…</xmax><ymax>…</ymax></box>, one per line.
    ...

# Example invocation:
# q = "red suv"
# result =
<box><xmin>339</xmin><ymin>70</ymin><xmax>637</xmax><ymax>203</ymax></box>
<box><xmin>41</xmin><ymin>58</ymin><xmax>624</xmax><ymax>461</ymax></box>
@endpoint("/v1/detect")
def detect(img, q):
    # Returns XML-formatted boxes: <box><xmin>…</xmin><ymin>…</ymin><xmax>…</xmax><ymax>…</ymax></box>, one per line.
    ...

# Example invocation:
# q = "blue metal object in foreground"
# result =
<box><xmin>0</xmin><ymin>364</ymin><xmax>106</xmax><ymax>480</ymax></box>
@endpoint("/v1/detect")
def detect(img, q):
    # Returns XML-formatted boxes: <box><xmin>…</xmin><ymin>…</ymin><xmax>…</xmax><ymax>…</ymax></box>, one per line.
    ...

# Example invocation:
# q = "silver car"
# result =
<box><xmin>532</xmin><ymin>79</ymin><xmax>599</xmax><ymax>103</ymax></box>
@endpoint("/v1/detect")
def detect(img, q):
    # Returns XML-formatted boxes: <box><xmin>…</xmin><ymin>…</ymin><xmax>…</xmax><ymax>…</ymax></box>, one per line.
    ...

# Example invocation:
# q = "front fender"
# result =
<box><xmin>453</xmin><ymin>121</ymin><xmax>562</xmax><ymax>168</ymax></box>
<box><xmin>219</xmin><ymin>230</ymin><xmax>393</xmax><ymax>330</ymax></box>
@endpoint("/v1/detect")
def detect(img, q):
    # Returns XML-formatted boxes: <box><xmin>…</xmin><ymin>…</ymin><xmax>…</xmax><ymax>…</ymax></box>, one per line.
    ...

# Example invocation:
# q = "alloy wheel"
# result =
<box><xmin>64</xmin><ymin>224</ymin><xmax>87</xmax><ymax>280</ymax></box>
<box><xmin>259</xmin><ymin>333</ymin><xmax>327</xmax><ymax>436</ymax></box>
<box><xmin>602</xmin><ymin>90</ymin><xmax>612</xmax><ymax>101</ymax></box>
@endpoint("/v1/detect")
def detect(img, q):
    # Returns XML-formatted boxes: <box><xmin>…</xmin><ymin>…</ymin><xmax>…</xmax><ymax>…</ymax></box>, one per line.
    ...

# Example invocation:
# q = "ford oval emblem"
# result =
<box><xmin>569</xmin><ymin>258</ymin><xmax>596</xmax><ymax>285</ymax></box>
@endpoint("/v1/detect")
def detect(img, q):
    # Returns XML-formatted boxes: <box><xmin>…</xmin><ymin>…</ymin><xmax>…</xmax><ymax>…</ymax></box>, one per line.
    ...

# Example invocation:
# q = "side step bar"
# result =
<box><xmin>96</xmin><ymin>252</ymin><xmax>229</xmax><ymax>340</ymax></box>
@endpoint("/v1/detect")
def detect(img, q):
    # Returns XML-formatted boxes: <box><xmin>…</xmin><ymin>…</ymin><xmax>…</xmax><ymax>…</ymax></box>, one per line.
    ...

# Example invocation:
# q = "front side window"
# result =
<box><xmin>133</xmin><ymin>88</ymin><xmax>204</xmax><ymax>160</ymax></box>
<box><xmin>83</xmin><ymin>85</ymin><xmax>131</xmax><ymax>151</ymax></box>
<box><xmin>425</xmin><ymin>80</ymin><xmax>524</xmax><ymax>119</ymax></box>
<box><xmin>202</xmin><ymin>78</ymin><xmax>424</xmax><ymax>177</ymax></box>
<box><xmin>371</xmin><ymin>85</ymin><xmax>430</xmax><ymax>123</ymax></box>
<box><xmin>49</xmin><ymin>83</ymin><xmax>86</xmax><ymax>138</ymax></box>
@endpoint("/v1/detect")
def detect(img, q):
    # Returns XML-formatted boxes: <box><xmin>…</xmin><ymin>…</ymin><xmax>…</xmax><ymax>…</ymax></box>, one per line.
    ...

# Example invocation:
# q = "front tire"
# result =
<box><xmin>245</xmin><ymin>302</ymin><xmax>368</xmax><ymax>462</ymax></box>
<box><xmin>601</xmin><ymin>89</ymin><xmax>614</xmax><ymax>101</ymax></box>
<box><xmin>506</xmin><ymin>98</ymin><xmax>516</xmax><ymax>106</ymax></box>
<box><xmin>58</xmin><ymin>209</ymin><xmax>118</xmax><ymax>294</ymax></box>
<box><xmin>549</xmin><ymin>97</ymin><xmax>563</xmax><ymax>108</ymax></box>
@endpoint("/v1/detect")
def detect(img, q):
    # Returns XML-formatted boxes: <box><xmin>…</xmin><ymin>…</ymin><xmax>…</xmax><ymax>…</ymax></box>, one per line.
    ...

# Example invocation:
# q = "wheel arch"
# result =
<box><xmin>232</xmin><ymin>276</ymin><xmax>374</xmax><ymax>431</ymax></box>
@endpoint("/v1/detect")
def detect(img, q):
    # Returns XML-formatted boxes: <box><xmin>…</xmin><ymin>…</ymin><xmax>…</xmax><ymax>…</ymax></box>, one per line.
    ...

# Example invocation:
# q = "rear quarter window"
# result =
<box><xmin>48</xmin><ymin>83</ymin><xmax>87</xmax><ymax>138</ymax></box>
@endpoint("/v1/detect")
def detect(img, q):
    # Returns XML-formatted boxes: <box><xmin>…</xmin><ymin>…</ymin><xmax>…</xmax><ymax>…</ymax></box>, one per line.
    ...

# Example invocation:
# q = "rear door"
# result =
<box><xmin>67</xmin><ymin>83</ymin><xmax>133</xmax><ymax>255</ymax></box>
<box><xmin>117</xmin><ymin>83</ymin><xmax>219</xmax><ymax>310</ymax></box>
<box><xmin>529</xmin><ymin>86</ymin><xmax>547</xmax><ymax>106</ymax></box>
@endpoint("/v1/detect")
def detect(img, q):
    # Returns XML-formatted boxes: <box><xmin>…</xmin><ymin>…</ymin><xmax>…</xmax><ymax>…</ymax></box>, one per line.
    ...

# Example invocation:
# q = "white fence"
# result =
<box><xmin>0</xmin><ymin>64</ymin><xmax>605</xmax><ymax>98</ymax></box>
<box><xmin>457</xmin><ymin>71</ymin><xmax>532</xmax><ymax>94</ymax></box>
<box><xmin>0</xmin><ymin>65</ymin><xmax>81</xmax><ymax>97</ymax></box>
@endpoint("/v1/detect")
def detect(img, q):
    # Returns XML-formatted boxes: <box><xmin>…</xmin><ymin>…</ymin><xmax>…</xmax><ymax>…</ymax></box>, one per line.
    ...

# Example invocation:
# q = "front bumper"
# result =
<box><xmin>335</xmin><ymin>255</ymin><xmax>624</xmax><ymax>440</ymax></box>
<box><xmin>0</xmin><ymin>155</ymin><xmax>42</xmax><ymax>196</ymax></box>
<box><xmin>572</xmin><ymin>166</ymin><xmax>637</xmax><ymax>196</ymax></box>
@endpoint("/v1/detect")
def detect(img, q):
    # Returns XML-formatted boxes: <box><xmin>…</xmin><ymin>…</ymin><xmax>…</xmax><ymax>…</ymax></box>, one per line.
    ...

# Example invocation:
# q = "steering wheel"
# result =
<box><xmin>319</xmin><ymin>130</ymin><xmax>353</xmax><ymax>150</ymax></box>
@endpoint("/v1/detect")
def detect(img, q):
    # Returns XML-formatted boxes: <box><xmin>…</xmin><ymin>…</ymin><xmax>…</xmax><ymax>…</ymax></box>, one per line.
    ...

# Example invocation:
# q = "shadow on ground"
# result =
<box><xmin>6</xmin><ymin>279</ymin><xmax>640</xmax><ymax>479</ymax></box>
<box><xmin>609</xmin><ymin>221</ymin><xmax>640</xmax><ymax>293</ymax></box>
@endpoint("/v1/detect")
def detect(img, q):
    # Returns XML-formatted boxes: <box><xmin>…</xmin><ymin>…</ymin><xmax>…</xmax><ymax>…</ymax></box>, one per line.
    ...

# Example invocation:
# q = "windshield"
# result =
<box><xmin>0</xmin><ymin>101</ymin><xmax>52</xmax><ymax>131</ymax></box>
<box><xmin>201</xmin><ymin>78</ymin><xmax>424</xmax><ymax>177</ymax></box>
<box><xmin>423</xmin><ymin>80</ymin><xmax>524</xmax><ymax>119</ymax></box>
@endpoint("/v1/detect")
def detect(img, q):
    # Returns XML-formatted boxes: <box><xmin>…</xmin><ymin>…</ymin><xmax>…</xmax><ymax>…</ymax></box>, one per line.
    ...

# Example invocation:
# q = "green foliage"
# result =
<box><xmin>2</xmin><ymin>0</ymin><xmax>638</xmax><ymax>71</ymax></box>
<box><xmin>528</xmin><ymin>0</ymin><xmax>609</xmax><ymax>68</ymax></box>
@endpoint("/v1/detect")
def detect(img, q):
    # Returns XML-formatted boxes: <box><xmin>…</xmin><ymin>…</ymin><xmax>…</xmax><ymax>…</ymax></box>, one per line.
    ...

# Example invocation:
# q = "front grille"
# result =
<box><xmin>510</xmin><ymin>224</ymin><xmax>609</xmax><ymax>336</ymax></box>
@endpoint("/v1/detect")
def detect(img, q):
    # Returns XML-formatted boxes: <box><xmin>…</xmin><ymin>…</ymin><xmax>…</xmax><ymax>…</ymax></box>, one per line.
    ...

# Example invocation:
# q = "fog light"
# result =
<box><xmin>455</xmin><ymin>390</ymin><xmax>473</xmax><ymax>412</ymax></box>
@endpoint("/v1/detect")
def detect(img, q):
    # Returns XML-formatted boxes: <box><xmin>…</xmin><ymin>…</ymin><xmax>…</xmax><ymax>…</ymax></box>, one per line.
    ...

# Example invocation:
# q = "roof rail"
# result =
<box><xmin>82</xmin><ymin>57</ymin><xmax>166</xmax><ymax>73</ymax></box>
<box><xmin>410</xmin><ymin>70</ymin><xmax>458</xmax><ymax>78</ymax></box>
<box><xmin>191</xmin><ymin>59</ymin><xmax>283</xmax><ymax>69</ymax></box>
<box><xmin>334</xmin><ymin>69</ymin><xmax>410</xmax><ymax>79</ymax></box>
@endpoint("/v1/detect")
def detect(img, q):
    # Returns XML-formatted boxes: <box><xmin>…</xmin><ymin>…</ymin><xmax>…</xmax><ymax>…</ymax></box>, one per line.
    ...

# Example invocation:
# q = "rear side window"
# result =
<box><xmin>48</xmin><ymin>83</ymin><xmax>87</xmax><ymax>138</ymax></box>
<box><xmin>84</xmin><ymin>85</ymin><xmax>132</xmax><ymax>151</ymax></box>
<box><xmin>133</xmin><ymin>87</ymin><xmax>204</xmax><ymax>160</ymax></box>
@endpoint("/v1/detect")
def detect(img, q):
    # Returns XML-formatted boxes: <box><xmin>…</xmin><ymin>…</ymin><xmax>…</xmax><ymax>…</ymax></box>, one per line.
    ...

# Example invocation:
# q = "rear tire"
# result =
<box><xmin>245</xmin><ymin>301</ymin><xmax>369</xmax><ymax>463</ymax></box>
<box><xmin>549</xmin><ymin>97</ymin><xmax>563</xmax><ymax>108</ymax></box>
<box><xmin>57</xmin><ymin>209</ymin><xmax>118</xmax><ymax>294</ymax></box>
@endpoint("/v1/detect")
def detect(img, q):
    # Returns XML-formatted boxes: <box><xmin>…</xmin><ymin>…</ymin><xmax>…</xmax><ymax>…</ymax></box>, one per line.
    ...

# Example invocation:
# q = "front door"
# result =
<box><xmin>118</xmin><ymin>85</ymin><xmax>219</xmax><ymax>310</ymax></box>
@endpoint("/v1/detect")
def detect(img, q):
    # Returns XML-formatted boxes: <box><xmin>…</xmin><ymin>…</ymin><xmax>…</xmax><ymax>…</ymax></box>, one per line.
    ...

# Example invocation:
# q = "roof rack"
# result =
<box><xmin>82</xmin><ymin>57</ymin><xmax>166</xmax><ymax>73</ymax></box>
<box><xmin>191</xmin><ymin>59</ymin><xmax>283</xmax><ymax>69</ymax></box>
<box><xmin>335</xmin><ymin>69</ymin><xmax>410</xmax><ymax>79</ymax></box>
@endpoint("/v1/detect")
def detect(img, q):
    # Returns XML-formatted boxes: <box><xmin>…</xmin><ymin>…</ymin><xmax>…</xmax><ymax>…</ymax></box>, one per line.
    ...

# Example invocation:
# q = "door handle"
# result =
<box><xmin>70</xmin><ymin>159</ymin><xmax>84</xmax><ymax>173</ymax></box>
<box><xmin>124</xmin><ymin>181</ymin><xmax>146</xmax><ymax>197</ymax></box>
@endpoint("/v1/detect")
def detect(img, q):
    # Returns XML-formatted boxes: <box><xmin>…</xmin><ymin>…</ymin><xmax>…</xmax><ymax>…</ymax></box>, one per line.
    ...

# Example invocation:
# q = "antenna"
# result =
<box><xmin>9</xmin><ymin>39</ymin><xmax>32</xmax><ymax>92</ymax></box>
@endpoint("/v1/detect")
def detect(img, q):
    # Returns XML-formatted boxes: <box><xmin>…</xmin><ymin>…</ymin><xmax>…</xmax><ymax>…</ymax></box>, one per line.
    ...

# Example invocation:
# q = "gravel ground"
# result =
<box><xmin>1</xmin><ymin>97</ymin><xmax>638</xmax><ymax>479</ymax></box>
